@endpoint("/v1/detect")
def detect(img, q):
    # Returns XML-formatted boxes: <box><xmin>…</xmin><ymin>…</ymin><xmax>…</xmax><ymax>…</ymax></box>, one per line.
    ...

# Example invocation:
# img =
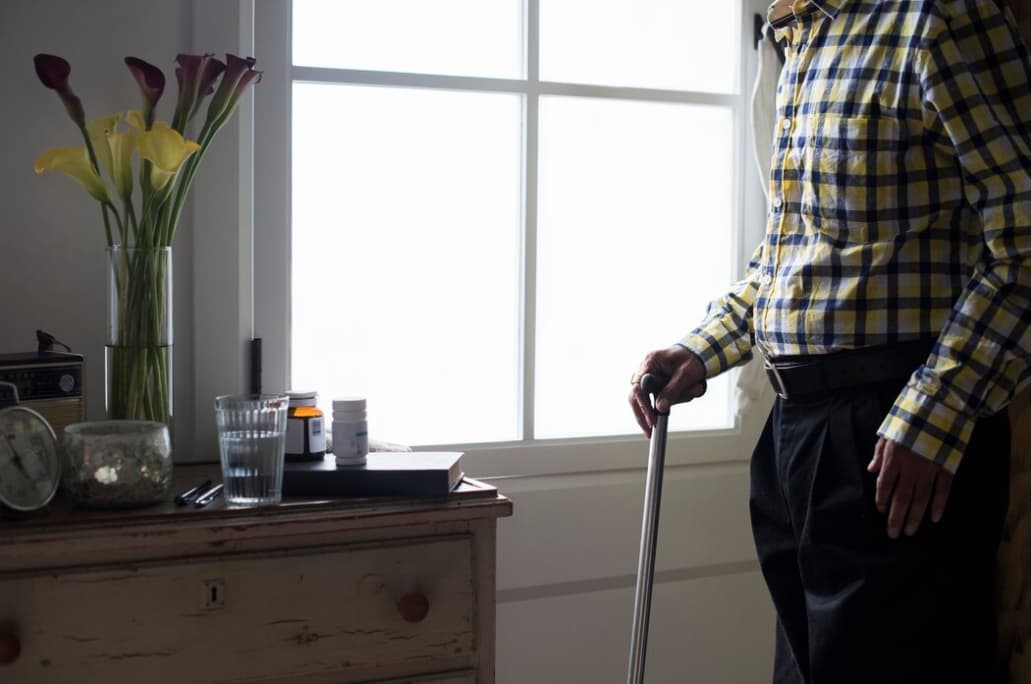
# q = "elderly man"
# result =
<box><xmin>630</xmin><ymin>1</ymin><xmax>1030</xmax><ymax>682</ymax></box>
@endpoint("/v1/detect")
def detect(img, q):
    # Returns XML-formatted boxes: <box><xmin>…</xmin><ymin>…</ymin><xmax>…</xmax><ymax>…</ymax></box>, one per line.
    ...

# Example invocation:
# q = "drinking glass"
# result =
<box><xmin>214</xmin><ymin>394</ymin><xmax>289</xmax><ymax>507</ymax></box>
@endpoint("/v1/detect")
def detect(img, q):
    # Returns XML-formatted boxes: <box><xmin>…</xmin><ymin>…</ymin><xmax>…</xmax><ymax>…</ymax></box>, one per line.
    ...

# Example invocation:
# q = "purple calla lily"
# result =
<box><xmin>174</xmin><ymin>54</ymin><xmax>205</xmax><ymax>86</ymax></box>
<box><xmin>33</xmin><ymin>52</ymin><xmax>71</xmax><ymax>90</ymax></box>
<box><xmin>198</xmin><ymin>56</ymin><xmax>226</xmax><ymax>97</ymax></box>
<box><xmin>204</xmin><ymin>54</ymin><xmax>261</xmax><ymax>130</ymax></box>
<box><xmin>171</xmin><ymin>53</ymin><xmax>226</xmax><ymax>131</ymax></box>
<box><xmin>33</xmin><ymin>53</ymin><xmax>86</xmax><ymax>129</ymax></box>
<box><xmin>174</xmin><ymin>53</ymin><xmax>205</xmax><ymax>93</ymax></box>
<box><xmin>230</xmin><ymin>63</ymin><xmax>263</xmax><ymax>105</ymax></box>
<box><xmin>124</xmin><ymin>57</ymin><xmax>166</xmax><ymax>128</ymax></box>
<box><xmin>172</xmin><ymin>53</ymin><xmax>206</xmax><ymax>131</ymax></box>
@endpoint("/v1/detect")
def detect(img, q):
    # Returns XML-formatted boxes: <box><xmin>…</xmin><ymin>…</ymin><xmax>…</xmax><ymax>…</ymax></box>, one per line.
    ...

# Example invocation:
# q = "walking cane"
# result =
<box><xmin>626</xmin><ymin>372</ymin><xmax>670</xmax><ymax>684</ymax></box>
<box><xmin>627</xmin><ymin>372</ymin><xmax>704</xmax><ymax>684</ymax></box>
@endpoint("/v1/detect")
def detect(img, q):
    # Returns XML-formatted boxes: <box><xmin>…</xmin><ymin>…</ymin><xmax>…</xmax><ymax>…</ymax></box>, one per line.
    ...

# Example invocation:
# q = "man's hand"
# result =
<box><xmin>867</xmin><ymin>438</ymin><xmax>953</xmax><ymax>538</ymax></box>
<box><xmin>629</xmin><ymin>345</ymin><xmax>707</xmax><ymax>438</ymax></box>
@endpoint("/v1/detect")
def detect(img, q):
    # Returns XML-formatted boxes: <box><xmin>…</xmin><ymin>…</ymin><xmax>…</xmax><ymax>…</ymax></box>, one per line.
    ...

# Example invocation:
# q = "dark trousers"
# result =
<box><xmin>750</xmin><ymin>381</ymin><xmax>1010</xmax><ymax>684</ymax></box>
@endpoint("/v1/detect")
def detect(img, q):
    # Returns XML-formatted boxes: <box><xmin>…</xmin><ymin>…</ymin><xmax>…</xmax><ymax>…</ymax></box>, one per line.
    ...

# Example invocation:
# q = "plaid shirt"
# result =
<box><xmin>683</xmin><ymin>0</ymin><xmax>1031</xmax><ymax>472</ymax></box>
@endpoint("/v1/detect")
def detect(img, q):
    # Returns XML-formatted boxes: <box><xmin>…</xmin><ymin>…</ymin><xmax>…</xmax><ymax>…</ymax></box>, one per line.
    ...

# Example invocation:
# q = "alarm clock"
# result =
<box><xmin>0</xmin><ymin>405</ymin><xmax>61</xmax><ymax>512</ymax></box>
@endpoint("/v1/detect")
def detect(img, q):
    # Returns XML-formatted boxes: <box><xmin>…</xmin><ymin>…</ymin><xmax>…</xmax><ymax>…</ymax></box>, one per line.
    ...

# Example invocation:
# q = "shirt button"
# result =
<box><xmin>782</xmin><ymin>118</ymin><xmax>792</xmax><ymax>131</ymax></box>
<box><xmin>763</xmin><ymin>273</ymin><xmax>774</xmax><ymax>285</ymax></box>
<box><xmin>773</xmin><ymin>196</ymin><xmax>784</xmax><ymax>209</ymax></box>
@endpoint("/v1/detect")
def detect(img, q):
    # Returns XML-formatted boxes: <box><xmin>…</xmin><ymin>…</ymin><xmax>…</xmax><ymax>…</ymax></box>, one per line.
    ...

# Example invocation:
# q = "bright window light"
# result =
<box><xmin>291</xmin><ymin>84</ymin><xmax>523</xmax><ymax>446</ymax></box>
<box><xmin>288</xmin><ymin>1</ymin><xmax>743</xmax><ymax>448</ymax></box>
<box><xmin>535</xmin><ymin>96</ymin><xmax>735</xmax><ymax>438</ymax></box>
<box><xmin>540</xmin><ymin>0</ymin><xmax>739</xmax><ymax>92</ymax></box>
<box><xmin>293</xmin><ymin>0</ymin><xmax>523</xmax><ymax>79</ymax></box>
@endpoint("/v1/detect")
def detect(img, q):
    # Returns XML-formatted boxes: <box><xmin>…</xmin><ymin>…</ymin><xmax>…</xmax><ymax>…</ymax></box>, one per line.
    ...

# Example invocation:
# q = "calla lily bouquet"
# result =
<box><xmin>33</xmin><ymin>52</ymin><xmax>261</xmax><ymax>426</ymax></box>
<box><xmin>34</xmin><ymin>52</ymin><xmax>261</xmax><ymax>249</ymax></box>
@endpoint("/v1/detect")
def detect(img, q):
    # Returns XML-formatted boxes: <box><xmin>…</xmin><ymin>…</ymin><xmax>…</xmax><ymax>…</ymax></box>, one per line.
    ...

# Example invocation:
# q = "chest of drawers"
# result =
<box><xmin>0</xmin><ymin>465</ymin><xmax>511</xmax><ymax>684</ymax></box>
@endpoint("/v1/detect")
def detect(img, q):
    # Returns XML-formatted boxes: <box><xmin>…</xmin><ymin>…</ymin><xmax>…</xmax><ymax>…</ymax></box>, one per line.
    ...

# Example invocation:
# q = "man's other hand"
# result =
<box><xmin>868</xmin><ymin>437</ymin><xmax>953</xmax><ymax>538</ymax></box>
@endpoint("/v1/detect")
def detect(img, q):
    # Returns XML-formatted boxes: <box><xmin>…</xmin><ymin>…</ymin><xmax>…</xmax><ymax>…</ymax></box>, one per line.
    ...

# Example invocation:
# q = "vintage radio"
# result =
<box><xmin>0</xmin><ymin>351</ymin><xmax>85</xmax><ymax>438</ymax></box>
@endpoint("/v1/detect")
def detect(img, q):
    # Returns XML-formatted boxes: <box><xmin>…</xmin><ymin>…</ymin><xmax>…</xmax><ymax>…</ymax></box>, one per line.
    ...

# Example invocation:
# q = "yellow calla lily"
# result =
<box><xmin>125</xmin><ymin>109</ymin><xmax>146</xmax><ymax>131</ymax></box>
<box><xmin>85</xmin><ymin>113</ymin><xmax>121</xmax><ymax>183</ymax></box>
<box><xmin>106</xmin><ymin>129</ymin><xmax>135</xmax><ymax>200</ymax></box>
<box><xmin>34</xmin><ymin>146</ymin><xmax>112</xmax><ymax>204</ymax></box>
<box><xmin>136</xmin><ymin>122</ymin><xmax>200</xmax><ymax>192</ymax></box>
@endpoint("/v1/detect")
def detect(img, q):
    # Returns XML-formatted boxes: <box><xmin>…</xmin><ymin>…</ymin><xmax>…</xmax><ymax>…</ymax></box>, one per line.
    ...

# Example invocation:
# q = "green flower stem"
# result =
<box><xmin>78</xmin><ymin>122</ymin><xmax>103</xmax><ymax>176</ymax></box>
<box><xmin>165</xmin><ymin>118</ymin><xmax>222</xmax><ymax>245</ymax></box>
<box><xmin>162</xmin><ymin>72</ymin><xmax>250</xmax><ymax>246</ymax></box>
<box><xmin>107</xmin><ymin>247</ymin><xmax>171</xmax><ymax>425</ymax></box>
<box><xmin>122</xmin><ymin>200</ymin><xmax>136</xmax><ymax>247</ymax></box>
<box><xmin>101</xmin><ymin>204</ymin><xmax>114</xmax><ymax>248</ymax></box>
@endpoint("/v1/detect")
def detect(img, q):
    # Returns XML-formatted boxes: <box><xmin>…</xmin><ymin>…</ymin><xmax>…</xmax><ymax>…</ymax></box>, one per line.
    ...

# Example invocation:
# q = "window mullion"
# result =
<box><xmin>522</xmin><ymin>0</ymin><xmax>540</xmax><ymax>441</ymax></box>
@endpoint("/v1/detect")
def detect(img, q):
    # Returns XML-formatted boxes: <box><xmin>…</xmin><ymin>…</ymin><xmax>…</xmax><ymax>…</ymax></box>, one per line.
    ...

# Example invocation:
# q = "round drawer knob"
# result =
<box><xmin>0</xmin><ymin>631</ymin><xmax>20</xmax><ymax>665</ymax></box>
<box><xmin>397</xmin><ymin>592</ymin><xmax>430</xmax><ymax>623</ymax></box>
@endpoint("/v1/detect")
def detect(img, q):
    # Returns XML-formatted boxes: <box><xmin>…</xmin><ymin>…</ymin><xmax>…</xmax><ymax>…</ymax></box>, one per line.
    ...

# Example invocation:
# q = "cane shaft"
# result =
<box><xmin>627</xmin><ymin>412</ymin><xmax>669</xmax><ymax>684</ymax></box>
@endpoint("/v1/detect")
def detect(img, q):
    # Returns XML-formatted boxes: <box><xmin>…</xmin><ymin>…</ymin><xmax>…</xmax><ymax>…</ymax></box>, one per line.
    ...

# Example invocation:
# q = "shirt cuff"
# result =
<box><xmin>876</xmin><ymin>383</ymin><xmax>976</xmax><ymax>474</ymax></box>
<box><xmin>678</xmin><ymin>328</ymin><xmax>751</xmax><ymax>379</ymax></box>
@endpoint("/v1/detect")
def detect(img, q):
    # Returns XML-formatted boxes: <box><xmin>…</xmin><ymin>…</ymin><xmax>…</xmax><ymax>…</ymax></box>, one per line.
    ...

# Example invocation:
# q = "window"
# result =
<box><xmin>254</xmin><ymin>1</ymin><xmax>758</xmax><ymax>462</ymax></box>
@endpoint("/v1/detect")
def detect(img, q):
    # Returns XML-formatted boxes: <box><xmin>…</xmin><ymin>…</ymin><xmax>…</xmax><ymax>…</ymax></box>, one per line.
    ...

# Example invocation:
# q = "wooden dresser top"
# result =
<box><xmin>0</xmin><ymin>462</ymin><xmax>511</xmax><ymax>573</ymax></box>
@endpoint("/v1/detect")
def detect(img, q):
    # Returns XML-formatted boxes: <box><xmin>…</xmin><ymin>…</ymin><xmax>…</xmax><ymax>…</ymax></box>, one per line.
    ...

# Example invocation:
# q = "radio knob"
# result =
<box><xmin>59</xmin><ymin>374</ymin><xmax>75</xmax><ymax>393</ymax></box>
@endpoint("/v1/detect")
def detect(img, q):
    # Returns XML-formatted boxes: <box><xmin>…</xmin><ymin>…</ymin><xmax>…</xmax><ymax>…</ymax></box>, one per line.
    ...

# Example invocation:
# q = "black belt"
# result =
<box><xmin>763</xmin><ymin>340</ymin><xmax>934</xmax><ymax>400</ymax></box>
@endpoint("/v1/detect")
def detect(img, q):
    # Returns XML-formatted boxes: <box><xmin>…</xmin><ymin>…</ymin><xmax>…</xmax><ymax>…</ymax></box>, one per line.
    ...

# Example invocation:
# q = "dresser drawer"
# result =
<box><xmin>0</xmin><ymin>536</ymin><xmax>476</xmax><ymax>684</ymax></box>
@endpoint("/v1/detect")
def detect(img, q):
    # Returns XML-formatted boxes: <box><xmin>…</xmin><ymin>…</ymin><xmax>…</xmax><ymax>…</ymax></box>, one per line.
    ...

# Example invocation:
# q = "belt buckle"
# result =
<box><xmin>764</xmin><ymin>358</ymin><xmax>790</xmax><ymax>400</ymax></box>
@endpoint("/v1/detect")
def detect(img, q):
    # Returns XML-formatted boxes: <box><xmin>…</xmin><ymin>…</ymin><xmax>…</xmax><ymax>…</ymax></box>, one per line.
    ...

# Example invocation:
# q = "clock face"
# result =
<box><xmin>0</xmin><ymin>406</ymin><xmax>60</xmax><ymax>511</ymax></box>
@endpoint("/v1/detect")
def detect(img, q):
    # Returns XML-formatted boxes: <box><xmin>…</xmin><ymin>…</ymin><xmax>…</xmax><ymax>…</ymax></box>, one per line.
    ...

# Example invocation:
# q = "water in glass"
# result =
<box><xmin>219</xmin><ymin>429</ymin><xmax>285</xmax><ymax>506</ymax></box>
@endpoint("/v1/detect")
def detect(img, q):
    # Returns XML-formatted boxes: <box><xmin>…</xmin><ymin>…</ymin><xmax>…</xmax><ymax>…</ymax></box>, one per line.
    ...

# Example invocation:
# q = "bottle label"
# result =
<box><xmin>308</xmin><ymin>416</ymin><xmax>326</xmax><ymax>453</ymax></box>
<box><xmin>333</xmin><ymin>420</ymin><xmax>368</xmax><ymax>457</ymax></box>
<box><xmin>286</xmin><ymin>416</ymin><xmax>326</xmax><ymax>456</ymax></box>
<box><xmin>285</xmin><ymin>417</ymin><xmax>304</xmax><ymax>455</ymax></box>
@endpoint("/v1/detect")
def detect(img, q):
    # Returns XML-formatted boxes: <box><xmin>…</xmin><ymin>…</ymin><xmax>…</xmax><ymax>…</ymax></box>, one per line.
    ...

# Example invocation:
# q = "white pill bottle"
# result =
<box><xmin>332</xmin><ymin>398</ymin><xmax>368</xmax><ymax>466</ymax></box>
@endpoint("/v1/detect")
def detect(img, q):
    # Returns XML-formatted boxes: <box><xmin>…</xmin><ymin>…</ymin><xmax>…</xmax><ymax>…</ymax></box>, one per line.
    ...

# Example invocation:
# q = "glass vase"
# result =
<box><xmin>106</xmin><ymin>246</ymin><xmax>173</xmax><ymax>433</ymax></box>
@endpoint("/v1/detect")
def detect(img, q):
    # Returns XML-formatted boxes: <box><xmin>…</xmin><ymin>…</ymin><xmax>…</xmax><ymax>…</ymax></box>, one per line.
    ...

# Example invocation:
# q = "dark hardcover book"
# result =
<box><xmin>282</xmin><ymin>452</ymin><xmax>464</xmax><ymax>498</ymax></box>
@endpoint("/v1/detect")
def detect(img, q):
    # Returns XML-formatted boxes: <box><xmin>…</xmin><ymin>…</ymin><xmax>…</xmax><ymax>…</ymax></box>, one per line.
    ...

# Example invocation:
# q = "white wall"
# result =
<box><xmin>495</xmin><ymin>460</ymin><xmax>774</xmax><ymax>683</ymax></box>
<box><xmin>0</xmin><ymin>1</ymin><xmax>778</xmax><ymax>682</ymax></box>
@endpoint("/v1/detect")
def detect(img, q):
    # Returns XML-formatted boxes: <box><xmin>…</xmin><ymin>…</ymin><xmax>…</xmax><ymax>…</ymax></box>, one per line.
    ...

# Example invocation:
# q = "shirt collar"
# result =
<box><xmin>809</xmin><ymin>0</ymin><xmax>848</xmax><ymax>20</ymax></box>
<box><xmin>768</xmin><ymin>0</ymin><xmax>850</xmax><ymax>39</ymax></box>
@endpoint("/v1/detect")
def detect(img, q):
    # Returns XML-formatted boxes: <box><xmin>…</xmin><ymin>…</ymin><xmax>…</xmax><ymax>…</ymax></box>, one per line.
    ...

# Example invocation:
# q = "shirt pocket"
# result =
<box><xmin>799</xmin><ymin>116</ymin><xmax>902</xmax><ymax>245</ymax></box>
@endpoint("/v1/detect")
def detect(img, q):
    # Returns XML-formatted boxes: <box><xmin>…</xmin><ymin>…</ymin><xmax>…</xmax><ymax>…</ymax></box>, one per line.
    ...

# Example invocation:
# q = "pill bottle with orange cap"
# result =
<box><xmin>285</xmin><ymin>391</ymin><xmax>326</xmax><ymax>462</ymax></box>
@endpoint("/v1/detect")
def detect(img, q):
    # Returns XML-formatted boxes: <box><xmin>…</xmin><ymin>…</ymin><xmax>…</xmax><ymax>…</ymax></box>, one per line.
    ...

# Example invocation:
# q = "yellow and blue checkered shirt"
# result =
<box><xmin>683</xmin><ymin>0</ymin><xmax>1031</xmax><ymax>472</ymax></box>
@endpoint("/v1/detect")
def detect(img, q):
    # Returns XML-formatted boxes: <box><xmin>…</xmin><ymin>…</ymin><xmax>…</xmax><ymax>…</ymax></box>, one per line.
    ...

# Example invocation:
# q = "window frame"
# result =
<box><xmin>242</xmin><ymin>0</ymin><xmax>771</xmax><ymax>477</ymax></box>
